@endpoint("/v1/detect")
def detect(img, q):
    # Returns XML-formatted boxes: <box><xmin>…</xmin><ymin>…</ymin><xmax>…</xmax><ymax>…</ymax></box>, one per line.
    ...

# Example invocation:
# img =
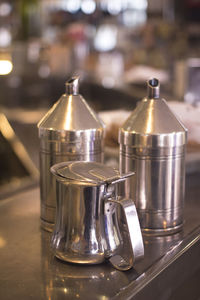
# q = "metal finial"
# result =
<box><xmin>65</xmin><ymin>76</ymin><xmax>79</xmax><ymax>95</ymax></box>
<box><xmin>147</xmin><ymin>78</ymin><xmax>160</xmax><ymax>99</ymax></box>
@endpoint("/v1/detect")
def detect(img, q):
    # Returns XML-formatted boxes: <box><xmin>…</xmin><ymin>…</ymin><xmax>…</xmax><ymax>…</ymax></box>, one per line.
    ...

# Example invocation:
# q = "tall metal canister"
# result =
<box><xmin>38</xmin><ymin>76</ymin><xmax>105</xmax><ymax>232</ymax></box>
<box><xmin>119</xmin><ymin>78</ymin><xmax>187</xmax><ymax>235</ymax></box>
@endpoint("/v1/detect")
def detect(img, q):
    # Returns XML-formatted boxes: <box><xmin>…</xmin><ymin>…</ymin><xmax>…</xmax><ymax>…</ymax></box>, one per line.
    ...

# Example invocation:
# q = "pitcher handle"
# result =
<box><xmin>107</xmin><ymin>198</ymin><xmax>144</xmax><ymax>271</ymax></box>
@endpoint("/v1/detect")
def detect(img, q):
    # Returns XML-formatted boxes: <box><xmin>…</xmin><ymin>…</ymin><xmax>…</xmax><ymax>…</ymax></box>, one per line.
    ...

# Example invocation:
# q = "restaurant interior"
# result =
<box><xmin>0</xmin><ymin>1</ymin><xmax>200</xmax><ymax>299</ymax></box>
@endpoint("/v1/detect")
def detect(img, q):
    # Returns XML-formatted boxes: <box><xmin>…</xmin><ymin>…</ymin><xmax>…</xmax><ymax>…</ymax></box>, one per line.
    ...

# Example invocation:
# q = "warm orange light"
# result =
<box><xmin>163</xmin><ymin>220</ymin><xmax>167</xmax><ymax>229</ymax></box>
<box><xmin>0</xmin><ymin>236</ymin><xmax>6</xmax><ymax>248</ymax></box>
<box><xmin>0</xmin><ymin>59</ymin><xmax>13</xmax><ymax>75</ymax></box>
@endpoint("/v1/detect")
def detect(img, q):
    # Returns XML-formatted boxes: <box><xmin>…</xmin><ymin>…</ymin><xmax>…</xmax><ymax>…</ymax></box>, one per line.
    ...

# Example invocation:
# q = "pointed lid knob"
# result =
<box><xmin>38</xmin><ymin>76</ymin><xmax>105</xmax><ymax>142</ymax></box>
<box><xmin>65</xmin><ymin>76</ymin><xmax>79</xmax><ymax>95</ymax></box>
<box><xmin>119</xmin><ymin>78</ymin><xmax>187</xmax><ymax>147</ymax></box>
<box><xmin>147</xmin><ymin>78</ymin><xmax>160</xmax><ymax>99</ymax></box>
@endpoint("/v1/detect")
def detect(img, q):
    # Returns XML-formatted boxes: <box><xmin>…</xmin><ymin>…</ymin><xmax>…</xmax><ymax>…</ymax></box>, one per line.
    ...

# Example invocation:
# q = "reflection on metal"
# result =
<box><xmin>119</xmin><ymin>78</ymin><xmax>187</xmax><ymax>235</ymax></box>
<box><xmin>143</xmin><ymin>232</ymin><xmax>183</xmax><ymax>259</ymax></box>
<box><xmin>0</xmin><ymin>174</ymin><xmax>200</xmax><ymax>299</ymax></box>
<box><xmin>0</xmin><ymin>113</ymin><xmax>38</xmax><ymax>197</ymax></box>
<box><xmin>51</xmin><ymin>161</ymin><xmax>144</xmax><ymax>271</ymax></box>
<box><xmin>41</xmin><ymin>230</ymin><xmax>138</xmax><ymax>300</ymax></box>
<box><xmin>38</xmin><ymin>76</ymin><xmax>105</xmax><ymax>232</ymax></box>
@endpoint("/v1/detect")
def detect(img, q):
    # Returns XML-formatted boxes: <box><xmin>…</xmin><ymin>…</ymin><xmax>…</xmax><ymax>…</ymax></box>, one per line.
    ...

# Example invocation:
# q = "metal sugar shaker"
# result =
<box><xmin>51</xmin><ymin>161</ymin><xmax>144</xmax><ymax>271</ymax></box>
<box><xmin>37</xmin><ymin>76</ymin><xmax>105</xmax><ymax>232</ymax></box>
<box><xmin>119</xmin><ymin>78</ymin><xmax>187</xmax><ymax>235</ymax></box>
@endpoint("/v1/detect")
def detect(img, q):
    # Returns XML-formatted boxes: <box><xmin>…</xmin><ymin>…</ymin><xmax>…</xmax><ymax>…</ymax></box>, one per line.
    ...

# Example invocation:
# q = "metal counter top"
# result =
<box><xmin>0</xmin><ymin>172</ymin><xmax>200</xmax><ymax>300</ymax></box>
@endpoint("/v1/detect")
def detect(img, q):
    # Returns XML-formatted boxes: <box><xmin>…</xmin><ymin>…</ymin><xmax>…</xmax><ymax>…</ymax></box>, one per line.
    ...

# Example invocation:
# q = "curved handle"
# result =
<box><xmin>108</xmin><ymin>198</ymin><xmax>144</xmax><ymax>271</ymax></box>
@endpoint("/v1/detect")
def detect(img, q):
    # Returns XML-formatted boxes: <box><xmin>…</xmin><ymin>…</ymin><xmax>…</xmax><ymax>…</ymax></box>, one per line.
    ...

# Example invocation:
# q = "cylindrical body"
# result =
<box><xmin>120</xmin><ymin>142</ymin><xmax>186</xmax><ymax>234</ymax></box>
<box><xmin>38</xmin><ymin>77</ymin><xmax>104</xmax><ymax>232</ymax></box>
<box><xmin>39</xmin><ymin>132</ymin><xmax>103</xmax><ymax>232</ymax></box>
<box><xmin>119</xmin><ymin>78</ymin><xmax>187</xmax><ymax>235</ymax></box>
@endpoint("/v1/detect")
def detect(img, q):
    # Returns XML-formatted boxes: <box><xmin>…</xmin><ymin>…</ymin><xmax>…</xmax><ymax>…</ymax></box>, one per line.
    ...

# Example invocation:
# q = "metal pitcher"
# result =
<box><xmin>51</xmin><ymin>161</ymin><xmax>144</xmax><ymax>271</ymax></box>
<box><xmin>119</xmin><ymin>78</ymin><xmax>187</xmax><ymax>235</ymax></box>
<box><xmin>38</xmin><ymin>76</ymin><xmax>104</xmax><ymax>232</ymax></box>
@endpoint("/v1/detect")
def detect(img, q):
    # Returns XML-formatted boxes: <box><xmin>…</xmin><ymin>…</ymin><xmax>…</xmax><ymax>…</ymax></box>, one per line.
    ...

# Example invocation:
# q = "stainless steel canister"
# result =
<box><xmin>38</xmin><ymin>76</ymin><xmax>105</xmax><ymax>232</ymax></box>
<box><xmin>51</xmin><ymin>161</ymin><xmax>144</xmax><ymax>271</ymax></box>
<box><xmin>119</xmin><ymin>78</ymin><xmax>187</xmax><ymax>235</ymax></box>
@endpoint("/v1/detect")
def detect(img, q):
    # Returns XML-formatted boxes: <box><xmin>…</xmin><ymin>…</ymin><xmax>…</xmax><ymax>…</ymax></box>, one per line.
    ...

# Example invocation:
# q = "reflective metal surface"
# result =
<box><xmin>119</xmin><ymin>78</ymin><xmax>187</xmax><ymax>235</ymax></box>
<box><xmin>41</xmin><ymin>230</ymin><xmax>138</xmax><ymax>300</ymax></box>
<box><xmin>38</xmin><ymin>77</ymin><xmax>105</xmax><ymax>231</ymax></box>
<box><xmin>51</xmin><ymin>161</ymin><xmax>144</xmax><ymax>270</ymax></box>
<box><xmin>1</xmin><ymin>172</ymin><xmax>200</xmax><ymax>299</ymax></box>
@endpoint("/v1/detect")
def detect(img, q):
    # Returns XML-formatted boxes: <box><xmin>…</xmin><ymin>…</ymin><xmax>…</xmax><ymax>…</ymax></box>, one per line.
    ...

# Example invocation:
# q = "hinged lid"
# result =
<box><xmin>119</xmin><ymin>78</ymin><xmax>187</xmax><ymax>148</ymax></box>
<box><xmin>51</xmin><ymin>161</ymin><xmax>121</xmax><ymax>185</ymax></box>
<box><xmin>38</xmin><ymin>76</ymin><xmax>105</xmax><ymax>142</ymax></box>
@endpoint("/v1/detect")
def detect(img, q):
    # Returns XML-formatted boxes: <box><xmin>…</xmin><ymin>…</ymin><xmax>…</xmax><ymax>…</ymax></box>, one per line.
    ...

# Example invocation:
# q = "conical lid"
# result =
<box><xmin>38</xmin><ymin>76</ymin><xmax>105</xmax><ymax>142</ymax></box>
<box><xmin>119</xmin><ymin>78</ymin><xmax>187</xmax><ymax>147</ymax></box>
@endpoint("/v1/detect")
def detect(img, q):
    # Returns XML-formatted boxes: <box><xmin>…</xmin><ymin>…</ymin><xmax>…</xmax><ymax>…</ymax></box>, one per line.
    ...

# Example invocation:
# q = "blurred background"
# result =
<box><xmin>0</xmin><ymin>0</ymin><xmax>199</xmax><ymax>105</ymax></box>
<box><xmin>0</xmin><ymin>0</ymin><xmax>200</xmax><ymax>169</ymax></box>
<box><xmin>1</xmin><ymin>3</ymin><xmax>200</xmax><ymax>298</ymax></box>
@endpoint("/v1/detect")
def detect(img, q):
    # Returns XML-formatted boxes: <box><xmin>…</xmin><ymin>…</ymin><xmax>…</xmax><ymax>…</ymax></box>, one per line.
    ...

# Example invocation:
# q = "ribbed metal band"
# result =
<box><xmin>142</xmin><ymin>224</ymin><xmax>183</xmax><ymax>236</ymax></box>
<box><xmin>40</xmin><ymin>139</ymin><xmax>104</xmax><ymax>155</ymax></box>
<box><xmin>137</xmin><ymin>206</ymin><xmax>183</xmax><ymax>236</ymax></box>
<box><xmin>119</xmin><ymin>129</ymin><xmax>187</xmax><ymax>148</ymax></box>
<box><xmin>120</xmin><ymin>144</ymin><xmax>185</xmax><ymax>158</ymax></box>
<box><xmin>39</xmin><ymin>128</ymin><xmax>104</xmax><ymax>143</ymax></box>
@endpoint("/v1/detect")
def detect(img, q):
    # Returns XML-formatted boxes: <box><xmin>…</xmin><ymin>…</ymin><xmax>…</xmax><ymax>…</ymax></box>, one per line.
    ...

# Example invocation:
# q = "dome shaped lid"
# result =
<box><xmin>119</xmin><ymin>78</ymin><xmax>187</xmax><ymax>147</ymax></box>
<box><xmin>38</xmin><ymin>76</ymin><xmax>104</xmax><ymax>141</ymax></box>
